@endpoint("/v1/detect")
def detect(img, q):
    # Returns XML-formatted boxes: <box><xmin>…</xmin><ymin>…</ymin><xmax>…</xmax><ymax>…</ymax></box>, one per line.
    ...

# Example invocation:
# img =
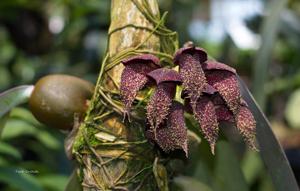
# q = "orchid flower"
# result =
<box><xmin>119</xmin><ymin>48</ymin><xmax>257</xmax><ymax>156</ymax></box>
<box><xmin>146</xmin><ymin>101</ymin><xmax>188</xmax><ymax>156</ymax></box>
<box><xmin>175</xmin><ymin>47</ymin><xmax>257</xmax><ymax>153</ymax></box>
<box><xmin>146</xmin><ymin>68</ymin><xmax>182</xmax><ymax>136</ymax></box>
<box><xmin>120</xmin><ymin>54</ymin><xmax>160</xmax><ymax>120</ymax></box>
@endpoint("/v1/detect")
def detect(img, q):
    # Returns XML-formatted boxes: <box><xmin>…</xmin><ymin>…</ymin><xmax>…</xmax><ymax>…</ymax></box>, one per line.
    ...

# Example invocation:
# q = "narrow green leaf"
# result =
<box><xmin>1</xmin><ymin>118</ymin><xmax>37</xmax><ymax>139</ymax></box>
<box><xmin>0</xmin><ymin>167</ymin><xmax>43</xmax><ymax>191</ymax></box>
<box><xmin>214</xmin><ymin>141</ymin><xmax>249</xmax><ymax>191</ymax></box>
<box><xmin>238</xmin><ymin>76</ymin><xmax>298</xmax><ymax>191</ymax></box>
<box><xmin>173</xmin><ymin>176</ymin><xmax>213</xmax><ymax>191</ymax></box>
<box><xmin>2</xmin><ymin>117</ymin><xmax>61</xmax><ymax>150</ymax></box>
<box><xmin>9</xmin><ymin>107</ymin><xmax>40</xmax><ymax>126</ymax></box>
<box><xmin>0</xmin><ymin>112</ymin><xmax>9</xmax><ymax>137</ymax></box>
<box><xmin>0</xmin><ymin>141</ymin><xmax>22</xmax><ymax>160</ymax></box>
<box><xmin>241</xmin><ymin>151</ymin><xmax>263</xmax><ymax>184</ymax></box>
<box><xmin>0</xmin><ymin>85</ymin><xmax>34</xmax><ymax>118</ymax></box>
<box><xmin>36</xmin><ymin>130</ymin><xmax>61</xmax><ymax>150</ymax></box>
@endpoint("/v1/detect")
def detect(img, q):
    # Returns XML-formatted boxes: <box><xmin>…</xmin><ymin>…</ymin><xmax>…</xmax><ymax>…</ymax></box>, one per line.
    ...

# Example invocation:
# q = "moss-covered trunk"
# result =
<box><xmin>72</xmin><ymin>0</ymin><xmax>169</xmax><ymax>190</ymax></box>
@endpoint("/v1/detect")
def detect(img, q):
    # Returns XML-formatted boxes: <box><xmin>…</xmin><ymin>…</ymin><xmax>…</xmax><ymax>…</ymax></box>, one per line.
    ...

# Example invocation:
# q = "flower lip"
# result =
<box><xmin>173</xmin><ymin>46</ymin><xmax>207</xmax><ymax>65</ymax></box>
<box><xmin>203</xmin><ymin>60</ymin><xmax>236</xmax><ymax>74</ymax></box>
<box><xmin>147</xmin><ymin>68</ymin><xmax>182</xmax><ymax>85</ymax></box>
<box><xmin>121</xmin><ymin>54</ymin><xmax>160</xmax><ymax>67</ymax></box>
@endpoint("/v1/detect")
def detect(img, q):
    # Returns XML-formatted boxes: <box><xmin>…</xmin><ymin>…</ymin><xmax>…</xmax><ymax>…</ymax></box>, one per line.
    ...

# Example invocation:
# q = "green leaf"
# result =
<box><xmin>1</xmin><ymin>110</ymin><xmax>61</xmax><ymax>149</ymax></box>
<box><xmin>0</xmin><ymin>141</ymin><xmax>22</xmax><ymax>160</ymax></box>
<box><xmin>1</xmin><ymin>107</ymin><xmax>40</xmax><ymax>140</ymax></box>
<box><xmin>0</xmin><ymin>85</ymin><xmax>34</xmax><ymax>118</ymax></box>
<box><xmin>38</xmin><ymin>174</ymin><xmax>69</xmax><ymax>191</ymax></box>
<box><xmin>285</xmin><ymin>89</ymin><xmax>300</xmax><ymax>128</ymax></box>
<box><xmin>241</xmin><ymin>150</ymin><xmax>263</xmax><ymax>184</ymax></box>
<box><xmin>0</xmin><ymin>167</ymin><xmax>43</xmax><ymax>191</ymax></box>
<box><xmin>238</xmin><ymin>76</ymin><xmax>299</xmax><ymax>191</ymax></box>
<box><xmin>214</xmin><ymin>141</ymin><xmax>249</xmax><ymax>191</ymax></box>
<box><xmin>9</xmin><ymin>107</ymin><xmax>40</xmax><ymax>126</ymax></box>
<box><xmin>2</xmin><ymin>118</ymin><xmax>61</xmax><ymax>150</ymax></box>
<box><xmin>1</xmin><ymin>118</ymin><xmax>37</xmax><ymax>139</ymax></box>
<box><xmin>0</xmin><ymin>112</ymin><xmax>9</xmax><ymax>137</ymax></box>
<box><xmin>173</xmin><ymin>176</ymin><xmax>213</xmax><ymax>191</ymax></box>
<box><xmin>36</xmin><ymin>130</ymin><xmax>61</xmax><ymax>150</ymax></box>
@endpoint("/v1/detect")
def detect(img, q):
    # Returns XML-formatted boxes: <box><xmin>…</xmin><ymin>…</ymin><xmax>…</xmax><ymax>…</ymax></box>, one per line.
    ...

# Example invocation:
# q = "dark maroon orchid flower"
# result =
<box><xmin>183</xmin><ymin>84</ymin><xmax>219</xmax><ymax>154</ymax></box>
<box><xmin>203</xmin><ymin>61</ymin><xmax>240</xmax><ymax>115</ymax></box>
<box><xmin>146</xmin><ymin>68</ymin><xmax>181</xmax><ymax>136</ymax></box>
<box><xmin>203</xmin><ymin>61</ymin><xmax>256</xmax><ymax>149</ymax></box>
<box><xmin>174</xmin><ymin>47</ymin><xmax>207</xmax><ymax>110</ymax></box>
<box><xmin>174</xmin><ymin>47</ymin><xmax>257</xmax><ymax>153</ymax></box>
<box><xmin>119</xmin><ymin>50</ymin><xmax>257</xmax><ymax>156</ymax></box>
<box><xmin>120</xmin><ymin>60</ymin><xmax>187</xmax><ymax>154</ymax></box>
<box><xmin>146</xmin><ymin>101</ymin><xmax>188</xmax><ymax>156</ymax></box>
<box><xmin>120</xmin><ymin>54</ymin><xmax>160</xmax><ymax>119</ymax></box>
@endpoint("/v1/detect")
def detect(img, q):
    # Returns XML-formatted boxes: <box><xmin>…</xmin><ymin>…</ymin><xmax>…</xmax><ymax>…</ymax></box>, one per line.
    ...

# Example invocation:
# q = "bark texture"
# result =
<box><xmin>72</xmin><ymin>1</ymin><xmax>166</xmax><ymax>190</ymax></box>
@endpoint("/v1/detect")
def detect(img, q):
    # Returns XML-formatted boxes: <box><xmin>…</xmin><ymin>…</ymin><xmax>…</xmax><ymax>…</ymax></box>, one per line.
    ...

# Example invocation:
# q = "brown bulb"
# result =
<box><xmin>29</xmin><ymin>75</ymin><xmax>94</xmax><ymax>130</ymax></box>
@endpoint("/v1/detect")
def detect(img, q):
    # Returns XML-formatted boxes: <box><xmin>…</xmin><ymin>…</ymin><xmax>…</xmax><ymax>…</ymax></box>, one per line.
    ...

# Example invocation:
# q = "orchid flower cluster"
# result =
<box><xmin>120</xmin><ymin>46</ymin><xmax>256</xmax><ymax>156</ymax></box>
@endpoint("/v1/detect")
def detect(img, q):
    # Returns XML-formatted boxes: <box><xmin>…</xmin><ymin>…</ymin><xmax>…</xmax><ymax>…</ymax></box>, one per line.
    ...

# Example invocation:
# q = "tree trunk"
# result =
<box><xmin>72</xmin><ymin>1</ymin><xmax>168</xmax><ymax>190</ymax></box>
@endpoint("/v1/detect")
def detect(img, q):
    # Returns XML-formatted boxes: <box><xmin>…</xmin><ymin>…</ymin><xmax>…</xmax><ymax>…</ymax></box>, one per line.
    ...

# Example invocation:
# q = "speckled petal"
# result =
<box><xmin>120</xmin><ymin>55</ymin><xmax>160</xmax><ymax>118</ymax></box>
<box><xmin>121</xmin><ymin>63</ymin><xmax>157</xmax><ymax>116</ymax></box>
<box><xmin>146</xmin><ymin>83</ymin><xmax>176</xmax><ymax>133</ymax></box>
<box><xmin>236</xmin><ymin>106</ymin><xmax>257</xmax><ymax>150</ymax></box>
<box><xmin>146</xmin><ymin>101</ymin><xmax>188</xmax><ymax>155</ymax></box>
<box><xmin>174</xmin><ymin>47</ymin><xmax>208</xmax><ymax>110</ymax></box>
<box><xmin>194</xmin><ymin>97</ymin><xmax>219</xmax><ymax>154</ymax></box>
<box><xmin>179</xmin><ymin>54</ymin><xmax>207</xmax><ymax>110</ymax></box>
<box><xmin>206</xmin><ymin>70</ymin><xmax>240</xmax><ymax>114</ymax></box>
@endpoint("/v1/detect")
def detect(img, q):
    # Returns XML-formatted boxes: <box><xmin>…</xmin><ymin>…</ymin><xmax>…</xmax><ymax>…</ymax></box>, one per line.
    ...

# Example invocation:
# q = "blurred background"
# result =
<box><xmin>0</xmin><ymin>0</ymin><xmax>300</xmax><ymax>190</ymax></box>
